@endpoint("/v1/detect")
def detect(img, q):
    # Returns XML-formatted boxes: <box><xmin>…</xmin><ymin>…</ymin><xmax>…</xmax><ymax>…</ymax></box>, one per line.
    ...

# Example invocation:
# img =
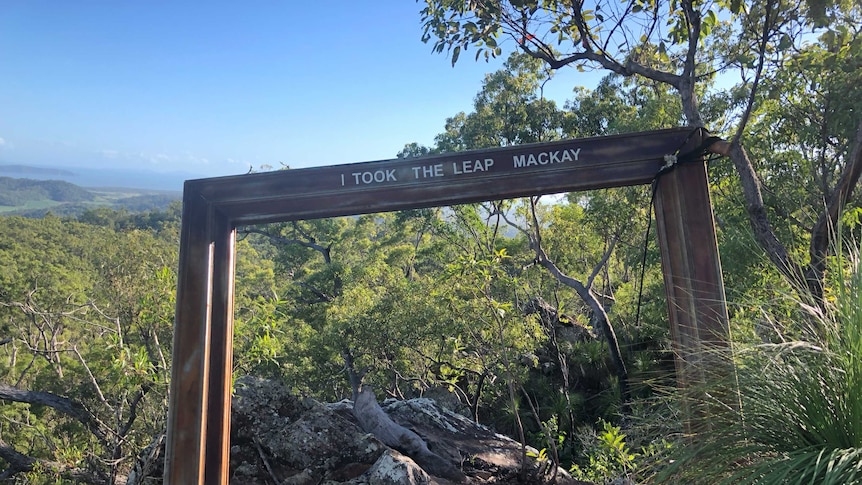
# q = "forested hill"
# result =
<box><xmin>0</xmin><ymin>176</ymin><xmax>94</xmax><ymax>205</ymax></box>
<box><xmin>0</xmin><ymin>176</ymin><xmax>180</xmax><ymax>217</ymax></box>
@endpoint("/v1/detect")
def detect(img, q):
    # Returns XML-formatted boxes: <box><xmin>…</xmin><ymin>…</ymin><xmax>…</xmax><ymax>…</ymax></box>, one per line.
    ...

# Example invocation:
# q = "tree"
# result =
<box><xmin>0</xmin><ymin>214</ymin><xmax>177</xmax><ymax>483</ymax></box>
<box><xmin>420</xmin><ymin>0</ymin><xmax>862</xmax><ymax>306</ymax></box>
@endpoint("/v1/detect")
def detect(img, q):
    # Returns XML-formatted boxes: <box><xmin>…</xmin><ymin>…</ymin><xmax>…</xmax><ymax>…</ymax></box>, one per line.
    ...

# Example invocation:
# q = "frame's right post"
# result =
<box><xmin>653</xmin><ymin>152</ymin><xmax>730</xmax><ymax>434</ymax></box>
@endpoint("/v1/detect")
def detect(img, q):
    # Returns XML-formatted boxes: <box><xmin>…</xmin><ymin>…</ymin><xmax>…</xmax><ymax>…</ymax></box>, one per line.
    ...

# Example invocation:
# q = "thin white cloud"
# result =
<box><xmin>183</xmin><ymin>152</ymin><xmax>210</xmax><ymax>165</ymax></box>
<box><xmin>0</xmin><ymin>137</ymin><xmax>6</xmax><ymax>147</ymax></box>
<box><xmin>150</xmin><ymin>153</ymin><xmax>171</xmax><ymax>164</ymax></box>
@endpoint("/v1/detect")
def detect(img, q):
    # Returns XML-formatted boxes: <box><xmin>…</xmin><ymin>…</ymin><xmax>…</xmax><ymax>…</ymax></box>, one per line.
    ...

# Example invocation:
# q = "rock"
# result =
<box><xmin>364</xmin><ymin>450</ymin><xmax>432</xmax><ymax>485</ymax></box>
<box><xmin>135</xmin><ymin>376</ymin><xmax>584</xmax><ymax>484</ymax></box>
<box><xmin>230</xmin><ymin>377</ymin><xmax>384</xmax><ymax>484</ymax></box>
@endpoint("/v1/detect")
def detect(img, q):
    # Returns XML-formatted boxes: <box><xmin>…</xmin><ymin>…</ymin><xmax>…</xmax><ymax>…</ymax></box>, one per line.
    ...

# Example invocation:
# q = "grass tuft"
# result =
<box><xmin>652</xmin><ymin>246</ymin><xmax>862</xmax><ymax>484</ymax></box>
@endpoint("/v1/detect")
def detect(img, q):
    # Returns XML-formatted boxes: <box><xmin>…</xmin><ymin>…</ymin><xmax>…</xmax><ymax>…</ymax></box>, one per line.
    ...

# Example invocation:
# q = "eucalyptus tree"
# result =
<box><xmin>419</xmin><ymin>0</ymin><xmax>862</xmax><ymax>305</ymax></box>
<box><xmin>0</xmin><ymin>214</ymin><xmax>177</xmax><ymax>483</ymax></box>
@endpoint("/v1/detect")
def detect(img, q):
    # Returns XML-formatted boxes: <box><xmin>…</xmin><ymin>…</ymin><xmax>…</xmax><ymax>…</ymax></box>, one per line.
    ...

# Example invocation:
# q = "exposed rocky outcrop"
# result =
<box><xmin>229</xmin><ymin>376</ymin><xmax>587</xmax><ymax>484</ymax></box>
<box><xmin>131</xmin><ymin>376</ymin><xmax>588</xmax><ymax>484</ymax></box>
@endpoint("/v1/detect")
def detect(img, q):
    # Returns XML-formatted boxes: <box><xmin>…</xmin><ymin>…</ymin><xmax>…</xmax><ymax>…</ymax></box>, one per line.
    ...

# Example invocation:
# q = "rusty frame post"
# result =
<box><xmin>653</xmin><ymin>154</ymin><xmax>730</xmax><ymax>433</ymax></box>
<box><xmin>165</xmin><ymin>191</ymin><xmax>237</xmax><ymax>484</ymax></box>
<box><xmin>164</xmin><ymin>127</ymin><xmax>729</xmax><ymax>483</ymax></box>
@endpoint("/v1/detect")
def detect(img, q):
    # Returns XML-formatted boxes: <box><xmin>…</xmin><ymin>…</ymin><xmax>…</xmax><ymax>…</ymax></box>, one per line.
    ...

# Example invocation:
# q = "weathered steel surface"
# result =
<box><xmin>165</xmin><ymin>126</ymin><xmax>729</xmax><ymax>483</ymax></box>
<box><xmin>653</xmin><ymin>155</ymin><xmax>730</xmax><ymax>433</ymax></box>
<box><xmin>165</xmin><ymin>194</ymin><xmax>237</xmax><ymax>485</ymax></box>
<box><xmin>189</xmin><ymin>128</ymin><xmax>696</xmax><ymax>224</ymax></box>
<box><xmin>164</xmin><ymin>191</ymin><xmax>213</xmax><ymax>484</ymax></box>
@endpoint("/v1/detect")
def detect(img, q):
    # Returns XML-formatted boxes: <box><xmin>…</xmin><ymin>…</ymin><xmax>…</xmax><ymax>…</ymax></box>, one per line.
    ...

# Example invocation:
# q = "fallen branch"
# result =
<box><xmin>353</xmin><ymin>387</ymin><xmax>467</xmax><ymax>483</ymax></box>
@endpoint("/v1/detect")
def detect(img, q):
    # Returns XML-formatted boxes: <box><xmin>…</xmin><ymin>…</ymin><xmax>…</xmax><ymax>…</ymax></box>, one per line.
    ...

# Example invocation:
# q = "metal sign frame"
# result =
<box><xmin>164</xmin><ymin>127</ymin><xmax>729</xmax><ymax>483</ymax></box>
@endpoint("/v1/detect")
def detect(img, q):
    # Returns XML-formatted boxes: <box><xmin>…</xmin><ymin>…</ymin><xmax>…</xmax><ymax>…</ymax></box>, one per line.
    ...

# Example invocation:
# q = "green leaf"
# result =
<box><xmin>452</xmin><ymin>45</ymin><xmax>461</xmax><ymax>66</ymax></box>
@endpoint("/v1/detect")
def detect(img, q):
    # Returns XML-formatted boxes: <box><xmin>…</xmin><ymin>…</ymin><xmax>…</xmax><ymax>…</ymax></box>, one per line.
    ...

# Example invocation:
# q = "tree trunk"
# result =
<box><xmin>536</xmin><ymin>253</ymin><xmax>631</xmax><ymax>408</ymax></box>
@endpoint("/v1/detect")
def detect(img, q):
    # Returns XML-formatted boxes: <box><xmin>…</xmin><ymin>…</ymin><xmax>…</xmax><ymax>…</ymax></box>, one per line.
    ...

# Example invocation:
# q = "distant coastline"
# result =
<box><xmin>0</xmin><ymin>163</ymin><xmax>204</xmax><ymax>192</ymax></box>
<box><xmin>0</xmin><ymin>164</ymin><xmax>76</xmax><ymax>177</ymax></box>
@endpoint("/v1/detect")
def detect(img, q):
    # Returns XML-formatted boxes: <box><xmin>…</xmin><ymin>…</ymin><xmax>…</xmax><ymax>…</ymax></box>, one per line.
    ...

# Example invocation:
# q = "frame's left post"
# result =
<box><xmin>165</xmin><ymin>185</ymin><xmax>236</xmax><ymax>484</ymax></box>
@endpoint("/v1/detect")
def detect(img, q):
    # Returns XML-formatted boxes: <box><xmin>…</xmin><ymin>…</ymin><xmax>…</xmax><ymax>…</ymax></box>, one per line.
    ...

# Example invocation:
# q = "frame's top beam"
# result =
<box><xmin>186</xmin><ymin>127</ymin><xmax>697</xmax><ymax>224</ymax></box>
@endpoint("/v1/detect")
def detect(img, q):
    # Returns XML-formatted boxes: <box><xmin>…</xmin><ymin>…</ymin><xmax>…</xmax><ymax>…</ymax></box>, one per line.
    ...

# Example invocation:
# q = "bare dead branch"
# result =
<box><xmin>242</xmin><ymin>226</ymin><xmax>332</xmax><ymax>263</ymax></box>
<box><xmin>73</xmin><ymin>345</ymin><xmax>107</xmax><ymax>405</ymax></box>
<box><xmin>119</xmin><ymin>383</ymin><xmax>153</xmax><ymax>439</ymax></box>
<box><xmin>587</xmin><ymin>236</ymin><xmax>618</xmax><ymax>290</ymax></box>
<box><xmin>0</xmin><ymin>439</ymin><xmax>36</xmax><ymax>480</ymax></box>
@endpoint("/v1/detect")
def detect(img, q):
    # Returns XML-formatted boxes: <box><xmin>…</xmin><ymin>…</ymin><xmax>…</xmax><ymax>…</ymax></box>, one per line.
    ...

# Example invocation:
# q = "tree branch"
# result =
<box><xmin>72</xmin><ymin>345</ymin><xmax>107</xmax><ymax>405</ymax></box>
<box><xmin>808</xmin><ymin>118</ymin><xmax>862</xmax><ymax>286</ymax></box>
<box><xmin>727</xmin><ymin>143</ymin><xmax>807</xmax><ymax>288</ymax></box>
<box><xmin>242</xmin><ymin>226</ymin><xmax>332</xmax><ymax>263</ymax></box>
<box><xmin>353</xmin><ymin>387</ymin><xmax>467</xmax><ymax>482</ymax></box>
<box><xmin>732</xmin><ymin>0</ymin><xmax>777</xmax><ymax>144</ymax></box>
<box><xmin>0</xmin><ymin>384</ymin><xmax>110</xmax><ymax>445</ymax></box>
<box><xmin>295</xmin><ymin>281</ymin><xmax>335</xmax><ymax>303</ymax></box>
<box><xmin>587</xmin><ymin>236</ymin><xmax>618</xmax><ymax>290</ymax></box>
<box><xmin>0</xmin><ymin>439</ymin><xmax>35</xmax><ymax>480</ymax></box>
<box><xmin>119</xmin><ymin>383</ymin><xmax>153</xmax><ymax>439</ymax></box>
<box><xmin>679</xmin><ymin>0</ymin><xmax>703</xmax><ymax>125</ymax></box>
<box><xmin>535</xmin><ymin>248</ymin><xmax>629</xmax><ymax>398</ymax></box>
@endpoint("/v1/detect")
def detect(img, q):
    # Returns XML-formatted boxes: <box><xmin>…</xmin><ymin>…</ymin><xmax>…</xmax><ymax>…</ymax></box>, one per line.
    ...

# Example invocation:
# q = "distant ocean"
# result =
<box><xmin>0</xmin><ymin>164</ymin><xmax>207</xmax><ymax>192</ymax></box>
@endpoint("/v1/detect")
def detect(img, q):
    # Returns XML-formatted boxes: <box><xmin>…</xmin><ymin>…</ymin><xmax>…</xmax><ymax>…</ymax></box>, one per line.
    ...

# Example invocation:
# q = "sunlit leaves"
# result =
<box><xmin>0</xmin><ymin>211</ymin><xmax>180</xmax><ymax>480</ymax></box>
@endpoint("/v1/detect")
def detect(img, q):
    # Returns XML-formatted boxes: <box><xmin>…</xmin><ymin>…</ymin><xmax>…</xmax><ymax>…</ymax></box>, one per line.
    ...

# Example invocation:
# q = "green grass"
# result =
<box><xmin>0</xmin><ymin>199</ymin><xmax>64</xmax><ymax>213</ymax></box>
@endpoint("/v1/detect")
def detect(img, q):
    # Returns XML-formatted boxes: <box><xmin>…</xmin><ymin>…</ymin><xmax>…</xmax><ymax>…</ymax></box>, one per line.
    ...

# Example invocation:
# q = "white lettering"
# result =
<box><xmin>453</xmin><ymin>159</ymin><xmax>495</xmax><ymax>174</ymax></box>
<box><xmin>412</xmin><ymin>164</ymin><xmax>443</xmax><ymax>178</ymax></box>
<box><xmin>513</xmin><ymin>148</ymin><xmax>582</xmax><ymax>168</ymax></box>
<box><xmin>350</xmin><ymin>169</ymin><xmax>398</xmax><ymax>185</ymax></box>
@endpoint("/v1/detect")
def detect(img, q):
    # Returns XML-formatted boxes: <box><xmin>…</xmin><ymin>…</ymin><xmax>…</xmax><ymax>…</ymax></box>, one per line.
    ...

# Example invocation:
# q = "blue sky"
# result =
<box><xmin>0</xmin><ymin>1</ymin><xmax>597</xmax><ymax>179</ymax></box>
